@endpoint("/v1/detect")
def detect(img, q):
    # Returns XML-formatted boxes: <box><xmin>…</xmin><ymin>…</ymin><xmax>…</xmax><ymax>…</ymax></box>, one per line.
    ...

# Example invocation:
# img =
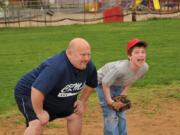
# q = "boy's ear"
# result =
<box><xmin>128</xmin><ymin>54</ymin><xmax>131</xmax><ymax>60</ymax></box>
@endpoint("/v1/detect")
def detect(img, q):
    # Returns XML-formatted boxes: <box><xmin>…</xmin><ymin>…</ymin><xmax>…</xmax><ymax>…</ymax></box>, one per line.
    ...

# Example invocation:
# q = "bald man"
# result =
<box><xmin>14</xmin><ymin>38</ymin><xmax>98</xmax><ymax>135</ymax></box>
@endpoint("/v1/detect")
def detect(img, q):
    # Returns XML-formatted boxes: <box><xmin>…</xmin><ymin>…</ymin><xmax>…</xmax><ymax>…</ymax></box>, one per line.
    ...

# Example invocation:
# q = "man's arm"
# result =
<box><xmin>74</xmin><ymin>85</ymin><xmax>94</xmax><ymax>115</ymax></box>
<box><xmin>79</xmin><ymin>85</ymin><xmax>94</xmax><ymax>102</ymax></box>
<box><xmin>31</xmin><ymin>87</ymin><xmax>49</xmax><ymax>126</ymax></box>
<box><xmin>31</xmin><ymin>87</ymin><xmax>44</xmax><ymax>115</ymax></box>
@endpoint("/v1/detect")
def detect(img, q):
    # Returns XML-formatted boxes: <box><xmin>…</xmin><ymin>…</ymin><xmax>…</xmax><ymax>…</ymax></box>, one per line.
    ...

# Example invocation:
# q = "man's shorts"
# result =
<box><xmin>15</xmin><ymin>96</ymin><xmax>75</xmax><ymax>127</ymax></box>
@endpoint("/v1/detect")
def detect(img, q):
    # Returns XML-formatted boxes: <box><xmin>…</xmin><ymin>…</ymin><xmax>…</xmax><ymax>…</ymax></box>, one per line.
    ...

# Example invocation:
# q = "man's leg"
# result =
<box><xmin>24</xmin><ymin>119</ymin><xmax>45</xmax><ymax>135</ymax></box>
<box><xmin>66</xmin><ymin>113</ymin><xmax>82</xmax><ymax>135</ymax></box>
<box><xmin>15</xmin><ymin>97</ymin><xmax>46</xmax><ymax>135</ymax></box>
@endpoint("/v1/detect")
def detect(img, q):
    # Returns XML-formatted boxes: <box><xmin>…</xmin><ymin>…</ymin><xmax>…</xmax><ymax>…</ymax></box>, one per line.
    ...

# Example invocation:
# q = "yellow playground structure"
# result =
<box><xmin>153</xmin><ymin>0</ymin><xmax>160</xmax><ymax>10</ymax></box>
<box><xmin>129</xmin><ymin>0</ymin><xmax>160</xmax><ymax>10</ymax></box>
<box><xmin>85</xmin><ymin>2</ymin><xmax>99</xmax><ymax>12</ymax></box>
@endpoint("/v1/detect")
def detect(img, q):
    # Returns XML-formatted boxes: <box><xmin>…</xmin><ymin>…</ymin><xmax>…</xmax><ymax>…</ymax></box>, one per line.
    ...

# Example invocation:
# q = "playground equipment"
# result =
<box><xmin>85</xmin><ymin>2</ymin><xmax>99</xmax><ymax>12</ymax></box>
<box><xmin>136</xmin><ymin>0</ymin><xmax>143</xmax><ymax>5</ymax></box>
<box><xmin>129</xmin><ymin>0</ymin><xmax>143</xmax><ymax>8</ymax></box>
<box><xmin>129</xmin><ymin>0</ymin><xmax>160</xmax><ymax>10</ymax></box>
<box><xmin>153</xmin><ymin>0</ymin><xmax>160</xmax><ymax>10</ymax></box>
<box><xmin>103</xmin><ymin>6</ymin><xmax>123</xmax><ymax>23</ymax></box>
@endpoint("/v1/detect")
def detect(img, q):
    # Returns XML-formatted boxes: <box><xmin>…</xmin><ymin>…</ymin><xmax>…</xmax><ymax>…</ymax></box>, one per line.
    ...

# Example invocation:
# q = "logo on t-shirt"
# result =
<box><xmin>57</xmin><ymin>82</ymin><xmax>85</xmax><ymax>97</ymax></box>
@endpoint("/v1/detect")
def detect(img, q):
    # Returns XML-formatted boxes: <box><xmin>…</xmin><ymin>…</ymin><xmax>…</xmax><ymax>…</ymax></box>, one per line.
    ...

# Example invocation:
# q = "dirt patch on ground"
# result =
<box><xmin>0</xmin><ymin>98</ymin><xmax>180</xmax><ymax>135</ymax></box>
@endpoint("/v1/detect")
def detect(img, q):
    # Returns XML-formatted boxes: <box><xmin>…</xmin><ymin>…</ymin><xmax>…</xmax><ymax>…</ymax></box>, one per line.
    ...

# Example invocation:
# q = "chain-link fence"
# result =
<box><xmin>0</xmin><ymin>0</ymin><xmax>180</xmax><ymax>27</ymax></box>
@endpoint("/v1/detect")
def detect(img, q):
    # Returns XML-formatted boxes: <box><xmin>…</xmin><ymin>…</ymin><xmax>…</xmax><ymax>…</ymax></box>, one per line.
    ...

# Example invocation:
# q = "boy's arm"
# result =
<box><xmin>120</xmin><ymin>83</ymin><xmax>133</xmax><ymax>95</ymax></box>
<box><xmin>102</xmin><ymin>80</ymin><xmax>114</xmax><ymax>105</ymax></box>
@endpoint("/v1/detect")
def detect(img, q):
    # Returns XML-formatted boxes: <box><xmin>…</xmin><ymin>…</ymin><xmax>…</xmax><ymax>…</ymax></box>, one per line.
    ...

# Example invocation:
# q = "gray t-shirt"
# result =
<box><xmin>98</xmin><ymin>60</ymin><xmax>149</xmax><ymax>88</ymax></box>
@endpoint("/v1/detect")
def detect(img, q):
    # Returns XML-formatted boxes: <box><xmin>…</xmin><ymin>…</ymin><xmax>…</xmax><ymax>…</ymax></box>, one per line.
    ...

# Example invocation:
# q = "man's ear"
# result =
<box><xmin>67</xmin><ymin>49</ymin><xmax>72</xmax><ymax>56</ymax></box>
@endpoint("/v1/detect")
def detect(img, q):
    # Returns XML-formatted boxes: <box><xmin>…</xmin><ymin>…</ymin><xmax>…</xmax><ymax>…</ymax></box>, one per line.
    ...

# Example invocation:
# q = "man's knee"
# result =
<box><xmin>29</xmin><ymin>119</ymin><xmax>45</xmax><ymax>130</ymax></box>
<box><xmin>24</xmin><ymin>120</ymin><xmax>45</xmax><ymax>135</ymax></box>
<box><xmin>66</xmin><ymin>113</ymin><xmax>82</xmax><ymax>121</ymax></box>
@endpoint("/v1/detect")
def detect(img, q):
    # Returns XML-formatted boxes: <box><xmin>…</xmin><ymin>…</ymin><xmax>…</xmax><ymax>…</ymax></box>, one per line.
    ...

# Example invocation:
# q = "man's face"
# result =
<box><xmin>128</xmin><ymin>46</ymin><xmax>146</xmax><ymax>68</ymax></box>
<box><xmin>70</xmin><ymin>46</ymin><xmax>91</xmax><ymax>70</ymax></box>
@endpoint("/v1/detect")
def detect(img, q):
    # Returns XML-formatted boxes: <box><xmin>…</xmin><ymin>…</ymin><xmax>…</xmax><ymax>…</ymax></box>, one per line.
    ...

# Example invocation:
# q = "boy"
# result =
<box><xmin>96</xmin><ymin>39</ymin><xmax>149</xmax><ymax>135</ymax></box>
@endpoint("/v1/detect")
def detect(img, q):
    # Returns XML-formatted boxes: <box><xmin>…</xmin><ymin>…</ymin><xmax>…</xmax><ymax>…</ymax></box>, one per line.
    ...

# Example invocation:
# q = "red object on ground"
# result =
<box><xmin>103</xmin><ymin>6</ymin><xmax>123</xmax><ymax>23</ymax></box>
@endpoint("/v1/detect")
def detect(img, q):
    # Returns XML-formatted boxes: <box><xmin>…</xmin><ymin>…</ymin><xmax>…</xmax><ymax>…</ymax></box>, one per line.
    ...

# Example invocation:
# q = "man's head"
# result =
<box><xmin>66</xmin><ymin>38</ymin><xmax>91</xmax><ymax>70</ymax></box>
<box><xmin>127</xmin><ymin>39</ymin><xmax>148</xmax><ymax>68</ymax></box>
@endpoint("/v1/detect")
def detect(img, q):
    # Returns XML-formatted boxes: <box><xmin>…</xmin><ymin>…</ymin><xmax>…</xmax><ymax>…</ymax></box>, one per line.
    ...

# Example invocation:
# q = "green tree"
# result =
<box><xmin>0</xmin><ymin>0</ymin><xmax>9</xmax><ymax>8</ymax></box>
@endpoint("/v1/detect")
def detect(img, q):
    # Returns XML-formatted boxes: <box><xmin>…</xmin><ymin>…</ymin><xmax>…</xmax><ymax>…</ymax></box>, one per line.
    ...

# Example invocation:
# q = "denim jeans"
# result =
<box><xmin>96</xmin><ymin>83</ymin><xmax>127</xmax><ymax>135</ymax></box>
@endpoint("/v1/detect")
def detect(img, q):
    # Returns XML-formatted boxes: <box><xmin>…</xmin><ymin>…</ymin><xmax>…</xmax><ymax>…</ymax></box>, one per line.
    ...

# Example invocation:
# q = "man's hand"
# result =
<box><xmin>74</xmin><ymin>100</ymin><xmax>85</xmax><ymax>115</ymax></box>
<box><xmin>37</xmin><ymin>110</ymin><xmax>50</xmax><ymax>126</ymax></box>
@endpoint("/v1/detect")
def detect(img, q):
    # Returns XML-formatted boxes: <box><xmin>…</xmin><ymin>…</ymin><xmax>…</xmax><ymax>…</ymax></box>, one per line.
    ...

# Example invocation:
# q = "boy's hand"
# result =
<box><xmin>110</xmin><ymin>95</ymin><xmax>131</xmax><ymax>112</ymax></box>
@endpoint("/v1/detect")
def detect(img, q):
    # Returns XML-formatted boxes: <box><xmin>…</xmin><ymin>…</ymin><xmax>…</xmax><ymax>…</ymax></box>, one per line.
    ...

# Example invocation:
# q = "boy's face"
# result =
<box><xmin>128</xmin><ymin>46</ymin><xmax>146</xmax><ymax>68</ymax></box>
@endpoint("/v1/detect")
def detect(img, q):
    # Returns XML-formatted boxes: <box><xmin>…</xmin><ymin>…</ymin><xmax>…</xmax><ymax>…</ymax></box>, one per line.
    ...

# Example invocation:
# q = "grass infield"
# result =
<box><xmin>0</xmin><ymin>18</ymin><xmax>180</xmax><ymax>112</ymax></box>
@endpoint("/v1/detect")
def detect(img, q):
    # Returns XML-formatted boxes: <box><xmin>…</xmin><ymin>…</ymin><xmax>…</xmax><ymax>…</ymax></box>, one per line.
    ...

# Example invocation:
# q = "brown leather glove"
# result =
<box><xmin>110</xmin><ymin>95</ymin><xmax>131</xmax><ymax>112</ymax></box>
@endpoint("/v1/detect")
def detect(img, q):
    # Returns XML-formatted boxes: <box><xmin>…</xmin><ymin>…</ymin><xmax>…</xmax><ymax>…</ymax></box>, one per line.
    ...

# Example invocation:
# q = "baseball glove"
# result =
<box><xmin>110</xmin><ymin>95</ymin><xmax>131</xmax><ymax>112</ymax></box>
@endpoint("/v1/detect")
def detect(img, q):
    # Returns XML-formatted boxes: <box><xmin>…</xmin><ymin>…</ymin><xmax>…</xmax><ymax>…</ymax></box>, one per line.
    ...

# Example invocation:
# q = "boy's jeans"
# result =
<box><xmin>96</xmin><ymin>83</ymin><xmax>127</xmax><ymax>135</ymax></box>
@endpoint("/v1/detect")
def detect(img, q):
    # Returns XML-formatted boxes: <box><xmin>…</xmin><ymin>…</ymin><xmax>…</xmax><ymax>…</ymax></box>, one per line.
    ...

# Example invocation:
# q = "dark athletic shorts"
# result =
<box><xmin>15</xmin><ymin>96</ymin><xmax>75</xmax><ymax>127</ymax></box>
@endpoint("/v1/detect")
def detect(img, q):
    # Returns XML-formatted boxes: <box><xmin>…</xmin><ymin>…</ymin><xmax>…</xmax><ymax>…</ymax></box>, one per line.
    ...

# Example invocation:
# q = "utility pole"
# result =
<box><xmin>131</xmin><ymin>0</ymin><xmax>136</xmax><ymax>21</ymax></box>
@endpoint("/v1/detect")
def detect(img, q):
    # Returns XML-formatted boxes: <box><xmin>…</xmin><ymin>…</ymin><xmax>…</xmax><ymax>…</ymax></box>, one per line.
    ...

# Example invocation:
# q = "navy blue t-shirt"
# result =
<box><xmin>15</xmin><ymin>51</ymin><xmax>97</xmax><ymax>113</ymax></box>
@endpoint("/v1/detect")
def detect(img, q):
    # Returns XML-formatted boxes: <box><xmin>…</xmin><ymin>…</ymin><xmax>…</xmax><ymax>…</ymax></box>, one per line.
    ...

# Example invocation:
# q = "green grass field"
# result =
<box><xmin>0</xmin><ymin>18</ymin><xmax>180</xmax><ymax>112</ymax></box>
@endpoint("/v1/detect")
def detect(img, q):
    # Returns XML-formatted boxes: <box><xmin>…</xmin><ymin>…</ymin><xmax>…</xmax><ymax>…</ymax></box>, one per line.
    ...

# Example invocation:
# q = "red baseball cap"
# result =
<box><xmin>127</xmin><ymin>39</ymin><xmax>148</xmax><ymax>54</ymax></box>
